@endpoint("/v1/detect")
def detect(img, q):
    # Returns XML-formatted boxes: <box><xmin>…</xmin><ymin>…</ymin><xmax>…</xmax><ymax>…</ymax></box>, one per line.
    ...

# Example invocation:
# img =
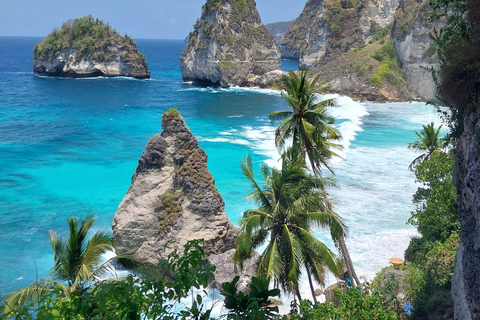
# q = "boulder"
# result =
<box><xmin>112</xmin><ymin>110</ymin><xmax>255</xmax><ymax>287</ymax></box>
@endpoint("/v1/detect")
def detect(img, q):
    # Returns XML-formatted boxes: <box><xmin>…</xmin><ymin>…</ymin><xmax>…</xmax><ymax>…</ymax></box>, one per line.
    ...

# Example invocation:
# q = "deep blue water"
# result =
<box><xmin>0</xmin><ymin>37</ymin><xmax>441</xmax><ymax>298</ymax></box>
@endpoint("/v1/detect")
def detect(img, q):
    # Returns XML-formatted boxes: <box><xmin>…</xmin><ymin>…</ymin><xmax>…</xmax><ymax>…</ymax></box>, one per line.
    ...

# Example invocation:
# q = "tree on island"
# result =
<box><xmin>269</xmin><ymin>70</ymin><xmax>360</xmax><ymax>287</ymax></box>
<box><xmin>234</xmin><ymin>149</ymin><xmax>345</xmax><ymax>302</ymax></box>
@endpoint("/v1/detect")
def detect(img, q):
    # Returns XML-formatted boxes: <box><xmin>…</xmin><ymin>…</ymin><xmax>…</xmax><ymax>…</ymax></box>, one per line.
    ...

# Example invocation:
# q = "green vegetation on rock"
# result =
<box><xmin>162</xmin><ymin>108</ymin><xmax>181</xmax><ymax>120</ymax></box>
<box><xmin>156</xmin><ymin>190</ymin><xmax>184</xmax><ymax>235</ymax></box>
<box><xmin>33</xmin><ymin>15</ymin><xmax>147</xmax><ymax>65</ymax></box>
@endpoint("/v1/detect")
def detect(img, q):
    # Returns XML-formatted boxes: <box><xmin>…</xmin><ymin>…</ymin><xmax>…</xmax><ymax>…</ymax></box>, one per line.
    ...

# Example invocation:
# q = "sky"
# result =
<box><xmin>0</xmin><ymin>0</ymin><xmax>304</xmax><ymax>39</ymax></box>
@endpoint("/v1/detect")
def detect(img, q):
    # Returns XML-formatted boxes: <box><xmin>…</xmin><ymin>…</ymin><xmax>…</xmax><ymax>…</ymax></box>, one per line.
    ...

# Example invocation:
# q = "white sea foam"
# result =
<box><xmin>200</xmin><ymin>137</ymin><xmax>250</xmax><ymax>146</ymax></box>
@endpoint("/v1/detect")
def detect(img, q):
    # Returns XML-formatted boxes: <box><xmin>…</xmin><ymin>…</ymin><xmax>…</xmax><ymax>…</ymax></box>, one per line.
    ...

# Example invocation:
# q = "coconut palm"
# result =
<box><xmin>234</xmin><ymin>150</ymin><xmax>345</xmax><ymax>301</ymax></box>
<box><xmin>4</xmin><ymin>216</ymin><xmax>125</xmax><ymax>314</ymax></box>
<box><xmin>269</xmin><ymin>70</ymin><xmax>359</xmax><ymax>287</ymax></box>
<box><xmin>408</xmin><ymin>122</ymin><xmax>445</xmax><ymax>170</ymax></box>
<box><xmin>269</xmin><ymin>69</ymin><xmax>343</xmax><ymax>175</ymax></box>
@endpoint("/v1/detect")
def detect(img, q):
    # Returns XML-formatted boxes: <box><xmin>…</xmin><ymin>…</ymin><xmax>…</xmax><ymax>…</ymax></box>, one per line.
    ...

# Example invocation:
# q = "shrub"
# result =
<box><xmin>163</xmin><ymin>108</ymin><xmax>181</xmax><ymax>120</ymax></box>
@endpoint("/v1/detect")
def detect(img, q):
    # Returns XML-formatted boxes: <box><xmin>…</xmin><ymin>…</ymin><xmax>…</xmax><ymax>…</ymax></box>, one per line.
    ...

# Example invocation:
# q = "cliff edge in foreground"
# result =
<box><xmin>33</xmin><ymin>15</ymin><xmax>150</xmax><ymax>79</ymax></box>
<box><xmin>180</xmin><ymin>0</ymin><xmax>280</xmax><ymax>87</ymax></box>
<box><xmin>112</xmin><ymin>109</ymin><xmax>256</xmax><ymax>287</ymax></box>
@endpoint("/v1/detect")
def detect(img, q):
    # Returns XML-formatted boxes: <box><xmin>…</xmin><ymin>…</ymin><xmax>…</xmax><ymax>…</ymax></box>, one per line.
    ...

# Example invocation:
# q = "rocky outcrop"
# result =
<box><xmin>33</xmin><ymin>15</ymin><xmax>149</xmax><ymax>79</ymax></box>
<box><xmin>276</xmin><ymin>0</ymin><xmax>445</xmax><ymax>101</ymax></box>
<box><xmin>392</xmin><ymin>0</ymin><xmax>441</xmax><ymax>101</ymax></box>
<box><xmin>180</xmin><ymin>0</ymin><xmax>280</xmax><ymax>87</ymax></box>
<box><xmin>279</xmin><ymin>0</ymin><xmax>330</xmax><ymax>67</ymax></box>
<box><xmin>112</xmin><ymin>110</ymin><xmax>255</xmax><ymax>287</ymax></box>
<box><xmin>265</xmin><ymin>20</ymin><xmax>294</xmax><ymax>46</ymax></box>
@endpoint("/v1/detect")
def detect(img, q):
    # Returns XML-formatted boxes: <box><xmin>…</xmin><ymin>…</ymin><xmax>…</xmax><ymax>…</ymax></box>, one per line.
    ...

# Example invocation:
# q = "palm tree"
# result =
<box><xmin>269</xmin><ymin>69</ymin><xmax>343</xmax><ymax>175</ymax></box>
<box><xmin>408</xmin><ymin>122</ymin><xmax>445</xmax><ymax>170</ymax></box>
<box><xmin>269</xmin><ymin>70</ymin><xmax>359</xmax><ymax>287</ymax></box>
<box><xmin>4</xmin><ymin>216</ymin><xmax>124</xmax><ymax>314</ymax></box>
<box><xmin>234</xmin><ymin>150</ymin><xmax>344</xmax><ymax>302</ymax></box>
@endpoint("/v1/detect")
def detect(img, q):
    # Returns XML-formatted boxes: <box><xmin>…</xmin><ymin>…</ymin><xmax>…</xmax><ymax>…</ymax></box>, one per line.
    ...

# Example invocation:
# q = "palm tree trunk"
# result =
<box><xmin>305</xmin><ymin>267</ymin><xmax>318</xmax><ymax>304</ymax></box>
<box><xmin>295</xmin><ymin>287</ymin><xmax>302</xmax><ymax>302</ymax></box>
<box><xmin>338</xmin><ymin>236</ymin><xmax>360</xmax><ymax>287</ymax></box>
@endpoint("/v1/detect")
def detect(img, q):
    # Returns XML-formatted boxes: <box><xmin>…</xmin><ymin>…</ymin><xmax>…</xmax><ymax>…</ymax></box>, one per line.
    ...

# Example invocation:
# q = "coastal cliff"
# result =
<box><xmin>33</xmin><ymin>15</ymin><xmax>150</xmax><ymax>79</ymax></box>
<box><xmin>278</xmin><ymin>0</ymin><xmax>437</xmax><ymax>101</ymax></box>
<box><xmin>112</xmin><ymin>109</ymin><xmax>256</xmax><ymax>288</ymax></box>
<box><xmin>180</xmin><ymin>0</ymin><xmax>280</xmax><ymax>87</ymax></box>
<box><xmin>392</xmin><ymin>0</ymin><xmax>441</xmax><ymax>101</ymax></box>
<box><xmin>265</xmin><ymin>20</ymin><xmax>293</xmax><ymax>47</ymax></box>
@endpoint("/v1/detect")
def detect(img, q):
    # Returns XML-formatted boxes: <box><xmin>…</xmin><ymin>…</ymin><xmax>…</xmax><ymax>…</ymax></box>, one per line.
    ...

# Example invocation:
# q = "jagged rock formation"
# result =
<box><xmin>279</xmin><ymin>0</ymin><xmax>330</xmax><ymax>66</ymax></box>
<box><xmin>265</xmin><ymin>20</ymin><xmax>293</xmax><ymax>47</ymax></box>
<box><xmin>180</xmin><ymin>0</ymin><xmax>280</xmax><ymax>87</ymax></box>
<box><xmin>112</xmin><ymin>110</ymin><xmax>255</xmax><ymax>288</ymax></box>
<box><xmin>33</xmin><ymin>15</ymin><xmax>149</xmax><ymax>79</ymax></box>
<box><xmin>392</xmin><ymin>0</ymin><xmax>441</xmax><ymax>101</ymax></box>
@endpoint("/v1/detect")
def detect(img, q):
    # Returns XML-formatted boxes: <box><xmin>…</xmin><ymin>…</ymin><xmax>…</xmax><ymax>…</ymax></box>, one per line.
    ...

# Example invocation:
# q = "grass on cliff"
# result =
<box><xmin>162</xmin><ymin>108</ymin><xmax>181</xmax><ymax>120</ymax></box>
<box><xmin>33</xmin><ymin>15</ymin><xmax>146</xmax><ymax>64</ymax></box>
<box><xmin>315</xmin><ymin>35</ymin><xmax>410</xmax><ymax>97</ymax></box>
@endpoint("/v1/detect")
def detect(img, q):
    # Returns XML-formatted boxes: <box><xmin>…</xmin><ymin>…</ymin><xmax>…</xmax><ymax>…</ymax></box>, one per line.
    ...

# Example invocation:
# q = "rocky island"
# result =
<box><xmin>33</xmin><ymin>15</ymin><xmax>150</xmax><ymax>79</ymax></box>
<box><xmin>112</xmin><ymin>109</ymin><xmax>256</xmax><ymax>288</ymax></box>
<box><xmin>180</xmin><ymin>0</ymin><xmax>281</xmax><ymax>87</ymax></box>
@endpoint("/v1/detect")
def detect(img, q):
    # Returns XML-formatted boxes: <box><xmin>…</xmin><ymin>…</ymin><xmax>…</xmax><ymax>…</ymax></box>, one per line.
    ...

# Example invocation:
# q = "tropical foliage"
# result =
<box><xmin>407</xmin><ymin>122</ymin><xmax>445</xmax><ymax>170</ymax></box>
<box><xmin>233</xmin><ymin>149</ymin><xmax>344</xmax><ymax>301</ymax></box>
<box><xmin>0</xmin><ymin>239</ymin><xmax>281</xmax><ymax>320</ymax></box>
<box><xmin>402</xmin><ymin>123</ymin><xmax>459</xmax><ymax>319</ymax></box>
<box><xmin>269</xmin><ymin>70</ymin><xmax>342</xmax><ymax>175</ymax></box>
<box><xmin>269</xmin><ymin>70</ymin><xmax>359</xmax><ymax>288</ymax></box>
<box><xmin>407</xmin><ymin>150</ymin><xmax>458</xmax><ymax>247</ymax></box>
<box><xmin>2</xmin><ymin>216</ymin><xmax>129</xmax><ymax>317</ymax></box>
<box><xmin>284</xmin><ymin>288</ymin><xmax>399</xmax><ymax>320</ymax></box>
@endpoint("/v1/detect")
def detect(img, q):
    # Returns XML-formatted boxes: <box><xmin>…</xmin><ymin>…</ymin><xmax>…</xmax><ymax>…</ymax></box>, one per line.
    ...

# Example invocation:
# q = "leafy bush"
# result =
<box><xmin>222</xmin><ymin>276</ymin><xmax>280</xmax><ymax>319</ymax></box>
<box><xmin>163</xmin><ymin>108</ymin><xmax>181</xmax><ymax>120</ymax></box>
<box><xmin>284</xmin><ymin>289</ymin><xmax>399</xmax><ymax>320</ymax></box>
<box><xmin>0</xmin><ymin>239</ymin><xmax>217</xmax><ymax>319</ymax></box>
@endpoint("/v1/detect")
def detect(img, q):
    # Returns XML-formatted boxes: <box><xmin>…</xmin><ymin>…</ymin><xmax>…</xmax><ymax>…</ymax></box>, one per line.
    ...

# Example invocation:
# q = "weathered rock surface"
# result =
<box><xmin>112</xmin><ymin>112</ymin><xmax>255</xmax><ymax>286</ymax></box>
<box><xmin>279</xmin><ymin>0</ymin><xmax>328</xmax><ymax>65</ymax></box>
<box><xmin>452</xmin><ymin>107</ymin><xmax>480</xmax><ymax>319</ymax></box>
<box><xmin>33</xmin><ymin>16</ymin><xmax>149</xmax><ymax>79</ymax></box>
<box><xmin>265</xmin><ymin>20</ymin><xmax>293</xmax><ymax>46</ymax></box>
<box><xmin>277</xmin><ymin>0</ymin><xmax>442</xmax><ymax>101</ymax></box>
<box><xmin>392</xmin><ymin>0</ymin><xmax>441</xmax><ymax>102</ymax></box>
<box><xmin>180</xmin><ymin>0</ymin><xmax>280</xmax><ymax>87</ymax></box>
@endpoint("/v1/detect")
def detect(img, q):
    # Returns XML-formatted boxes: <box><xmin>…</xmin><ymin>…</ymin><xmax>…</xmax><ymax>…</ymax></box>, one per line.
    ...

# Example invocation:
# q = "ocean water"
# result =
<box><xmin>0</xmin><ymin>37</ymin><xmax>441</xmax><ymax>298</ymax></box>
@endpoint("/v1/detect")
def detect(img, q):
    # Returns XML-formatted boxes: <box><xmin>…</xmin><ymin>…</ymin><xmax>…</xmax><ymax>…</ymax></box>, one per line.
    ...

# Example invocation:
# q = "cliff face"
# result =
<box><xmin>279</xmin><ymin>0</ymin><xmax>328</xmax><ymax>61</ymax></box>
<box><xmin>112</xmin><ymin>111</ymin><xmax>256</xmax><ymax>287</ymax></box>
<box><xmin>392</xmin><ymin>0</ymin><xmax>441</xmax><ymax>101</ymax></box>
<box><xmin>453</xmin><ymin>109</ymin><xmax>480</xmax><ymax>318</ymax></box>
<box><xmin>180</xmin><ymin>0</ymin><xmax>280</xmax><ymax>87</ymax></box>
<box><xmin>278</xmin><ymin>0</ymin><xmax>439</xmax><ymax>101</ymax></box>
<box><xmin>33</xmin><ymin>16</ymin><xmax>149</xmax><ymax>79</ymax></box>
<box><xmin>265</xmin><ymin>20</ymin><xmax>293</xmax><ymax>46</ymax></box>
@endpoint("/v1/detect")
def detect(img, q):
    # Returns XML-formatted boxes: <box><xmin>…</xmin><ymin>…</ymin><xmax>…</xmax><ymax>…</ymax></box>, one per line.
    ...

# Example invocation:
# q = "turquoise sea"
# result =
<box><xmin>0</xmin><ymin>37</ymin><xmax>441</xmax><ymax>297</ymax></box>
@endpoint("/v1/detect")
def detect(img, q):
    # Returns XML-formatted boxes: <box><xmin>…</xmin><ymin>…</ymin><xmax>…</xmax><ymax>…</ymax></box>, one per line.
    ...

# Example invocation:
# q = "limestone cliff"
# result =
<box><xmin>392</xmin><ymin>0</ymin><xmax>442</xmax><ymax>101</ymax></box>
<box><xmin>278</xmin><ymin>0</ymin><xmax>440</xmax><ymax>101</ymax></box>
<box><xmin>112</xmin><ymin>109</ymin><xmax>255</xmax><ymax>288</ymax></box>
<box><xmin>265</xmin><ymin>20</ymin><xmax>293</xmax><ymax>46</ymax></box>
<box><xmin>180</xmin><ymin>0</ymin><xmax>280</xmax><ymax>87</ymax></box>
<box><xmin>279</xmin><ymin>0</ymin><xmax>330</xmax><ymax>66</ymax></box>
<box><xmin>33</xmin><ymin>15</ymin><xmax>149</xmax><ymax>79</ymax></box>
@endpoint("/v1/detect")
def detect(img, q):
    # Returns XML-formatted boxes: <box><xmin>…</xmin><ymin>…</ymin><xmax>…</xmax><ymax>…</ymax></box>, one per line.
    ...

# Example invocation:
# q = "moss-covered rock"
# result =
<box><xmin>33</xmin><ymin>15</ymin><xmax>149</xmax><ymax>79</ymax></box>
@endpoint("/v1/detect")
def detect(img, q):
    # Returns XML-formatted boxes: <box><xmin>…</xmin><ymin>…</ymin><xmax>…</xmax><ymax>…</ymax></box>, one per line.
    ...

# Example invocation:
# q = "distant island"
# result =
<box><xmin>33</xmin><ymin>15</ymin><xmax>150</xmax><ymax>79</ymax></box>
